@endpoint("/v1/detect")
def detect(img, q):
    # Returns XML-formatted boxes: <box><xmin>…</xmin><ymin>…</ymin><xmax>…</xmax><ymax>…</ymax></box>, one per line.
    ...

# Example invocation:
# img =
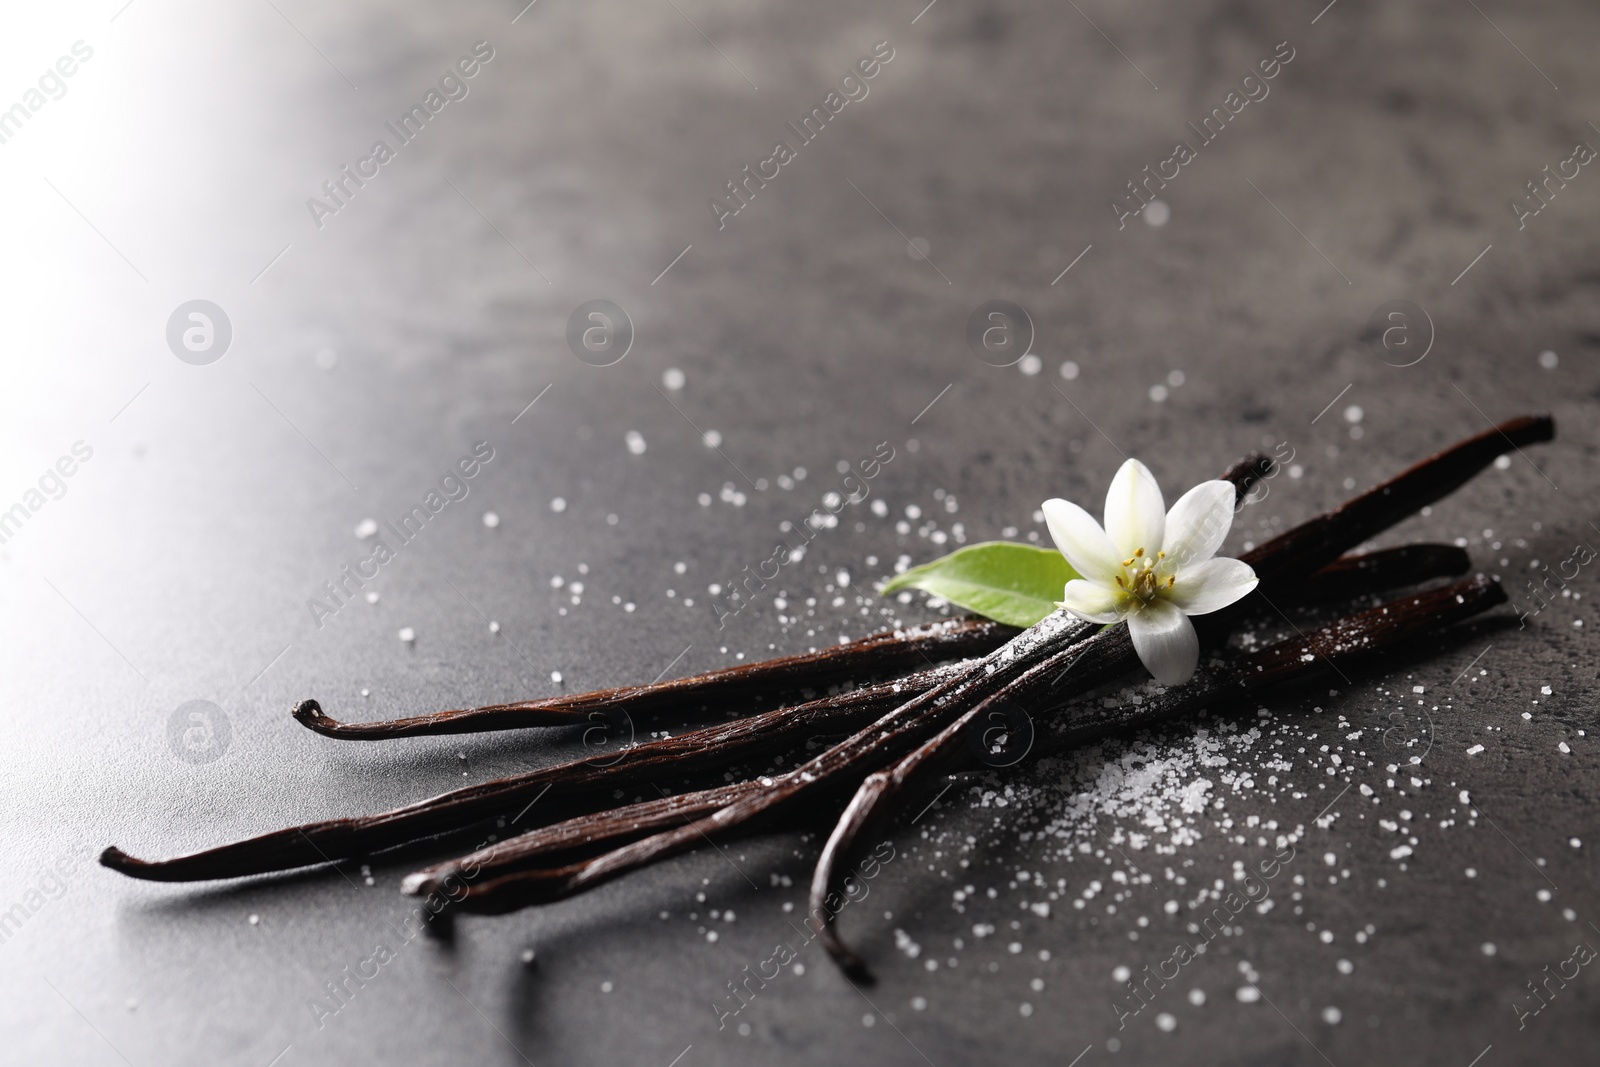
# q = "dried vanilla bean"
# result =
<box><xmin>1279</xmin><ymin>543</ymin><xmax>1467</xmax><ymax>604</ymax></box>
<box><xmin>103</xmin><ymin>419</ymin><xmax>1550</xmax><ymax>928</ymax></box>
<box><xmin>803</xmin><ymin>414</ymin><xmax>1550</xmax><ymax>973</ymax></box>
<box><xmin>1245</xmin><ymin>414</ymin><xmax>1551</xmax><ymax>587</ymax></box>
<box><xmin>1033</xmin><ymin>575</ymin><xmax>1503</xmax><ymax>756</ymax></box>
<box><xmin>429</xmin><ymin>463</ymin><xmax>1348</xmax><ymax>911</ymax></box>
<box><xmin>292</xmin><ymin>616</ymin><xmax>1014</xmax><ymax>740</ymax></box>
<box><xmin>99</xmin><ymin>664</ymin><xmax>966</xmax><ymax>883</ymax></box>
<box><xmin>392</xmin><ymin>545</ymin><xmax>1462</xmax><ymax>899</ymax></box>
<box><xmin>298</xmin><ymin>456</ymin><xmax>1275</xmax><ymax>742</ymax></box>
<box><xmin>402</xmin><ymin>783</ymin><xmax>768</xmax><ymax>905</ymax></box>
<box><xmin>434</xmin><ymin>609</ymin><xmax>1100</xmax><ymax>910</ymax></box>
<box><xmin>106</xmin><ymin>459</ymin><xmax>1270</xmax><ymax>884</ymax></box>
<box><xmin>442</xmin><ymin>572</ymin><xmax>1508</xmax><ymax>918</ymax></box>
<box><xmin>808</xmin><ymin>575</ymin><xmax>1504</xmax><ymax>975</ymax></box>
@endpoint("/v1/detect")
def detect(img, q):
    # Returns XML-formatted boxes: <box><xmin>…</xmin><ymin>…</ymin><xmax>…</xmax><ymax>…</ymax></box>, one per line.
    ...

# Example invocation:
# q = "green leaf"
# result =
<box><xmin>880</xmin><ymin>541</ymin><xmax>1079</xmax><ymax>628</ymax></box>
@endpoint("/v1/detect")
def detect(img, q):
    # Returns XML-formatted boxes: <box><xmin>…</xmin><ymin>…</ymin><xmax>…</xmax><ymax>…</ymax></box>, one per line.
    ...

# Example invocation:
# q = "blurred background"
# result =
<box><xmin>0</xmin><ymin>1</ymin><xmax>1595</xmax><ymax>1063</ymax></box>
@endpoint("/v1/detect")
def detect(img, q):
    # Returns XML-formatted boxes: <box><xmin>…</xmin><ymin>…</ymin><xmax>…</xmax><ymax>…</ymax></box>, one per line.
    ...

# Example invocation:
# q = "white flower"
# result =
<box><xmin>1043</xmin><ymin>459</ymin><xmax>1258</xmax><ymax>686</ymax></box>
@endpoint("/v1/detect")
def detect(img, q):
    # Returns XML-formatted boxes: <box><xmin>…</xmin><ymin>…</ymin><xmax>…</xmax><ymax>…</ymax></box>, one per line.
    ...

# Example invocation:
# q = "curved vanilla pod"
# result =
<box><xmin>106</xmin><ymin>458</ymin><xmax>1273</xmax><ymax>886</ymax></box>
<box><xmin>389</xmin><ymin>542</ymin><xmax>1457</xmax><ymax>898</ymax></box>
<box><xmin>99</xmin><ymin>664</ymin><xmax>963</xmax><ymax>883</ymax></box>
<box><xmin>805</xmin><ymin>413</ymin><xmax>1550</xmax><ymax>976</ymax></box>
<box><xmin>400</xmin><ymin>782</ymin><xmax>758</xmax><ymax>903</ymax></box>
<box><xmin>1245</xmin><ymin>414</ymin><xmax>1551</xmax><ymax>587</ymax></box>
<box><xmin>808</xmin><ymin>574</ymin><xmax>1504</xmax><ymax>977</ymax></box>
<box><xmin>422</xmin><ymin>459</ymin><xmax>1281</xmax><ymax>913</ymax></box>
<box><xmin>423</xmin><ymin>611</ymin><xmax>1097</xmax><ymax>913</ymax></box>
<box><xmin>291</xmin><ymin>616</ymin><xmax>1015</xmax><ymax>740</ymax></box>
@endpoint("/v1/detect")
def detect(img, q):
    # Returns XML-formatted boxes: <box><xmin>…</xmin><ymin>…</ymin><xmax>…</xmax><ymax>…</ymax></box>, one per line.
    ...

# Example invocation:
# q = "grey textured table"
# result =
<box><xmin>1</xmin><ymin>1</ymin><xmax>1596</xmax><ymax>1064</ymax></box>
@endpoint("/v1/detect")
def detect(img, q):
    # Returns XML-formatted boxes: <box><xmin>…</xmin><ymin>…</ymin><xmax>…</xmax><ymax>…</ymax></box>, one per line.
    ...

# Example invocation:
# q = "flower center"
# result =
<box><xmin>1115</xmin><ymin>548</ymin><xmax>1173</xmax><ymax>604</ymax></box>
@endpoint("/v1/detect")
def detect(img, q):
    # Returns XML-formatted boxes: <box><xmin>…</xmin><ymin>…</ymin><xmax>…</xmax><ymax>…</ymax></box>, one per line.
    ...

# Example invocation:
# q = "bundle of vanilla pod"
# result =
<box><xmin>104</xmin><ymin>415</ymin><xmax>1552</xmax><ymax>978</ymax></box>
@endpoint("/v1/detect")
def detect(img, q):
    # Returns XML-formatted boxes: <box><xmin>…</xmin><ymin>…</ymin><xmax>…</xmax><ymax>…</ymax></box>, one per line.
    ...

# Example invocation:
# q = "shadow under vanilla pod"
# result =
<box><xmin>101</xmin><ymin>416</ymin><xmax>1554</xmax><ymax>981</ymax></box>
<box><xmin>306</xmin><ymin>863</ymin><xmax>482</xmax><ymax>1032</ymax></box>
<box><xmin>712</xmin><ymin>842</ymin><xmax>895</xmax><ymax>1031</ymax></box>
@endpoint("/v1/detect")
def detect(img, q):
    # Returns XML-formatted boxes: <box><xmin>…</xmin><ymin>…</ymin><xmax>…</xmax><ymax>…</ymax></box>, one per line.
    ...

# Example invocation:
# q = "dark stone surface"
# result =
<box><xmin>1</xmin><ymin>0</ymin><xmax>1596</xmax><ymax>1063</ymax></box>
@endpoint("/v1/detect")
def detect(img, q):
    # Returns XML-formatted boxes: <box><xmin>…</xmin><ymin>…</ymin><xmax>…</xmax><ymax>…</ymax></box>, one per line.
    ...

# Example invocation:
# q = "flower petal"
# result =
<box><xmin>1161</xmin><ymin>480</ymin><xmax>1236</xmax><ymax>569</ymax></box>
<box><xmin>1127</xmin><ymin>599</ymin><xmax>1199</xmax><ymax>686</ymax></box>
<box><xmin>1104</xmin><ymin>459</ymin><xmax>1165</xmax><ymax>559</ymax></box>
<box><xmin>1059</xmin><ymin>578</ymin><xmax>1129</xmax><ymax>624</ymax></box>
<box><xmin>1043</xmin><ymin>498</ymin><xmax>1123</xmax><ymax>584</ymax></box>
<box><xmin>1167</xmin><ymin>556</ymin><xmax>1259</xmax><ymax>615</ymax></box>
